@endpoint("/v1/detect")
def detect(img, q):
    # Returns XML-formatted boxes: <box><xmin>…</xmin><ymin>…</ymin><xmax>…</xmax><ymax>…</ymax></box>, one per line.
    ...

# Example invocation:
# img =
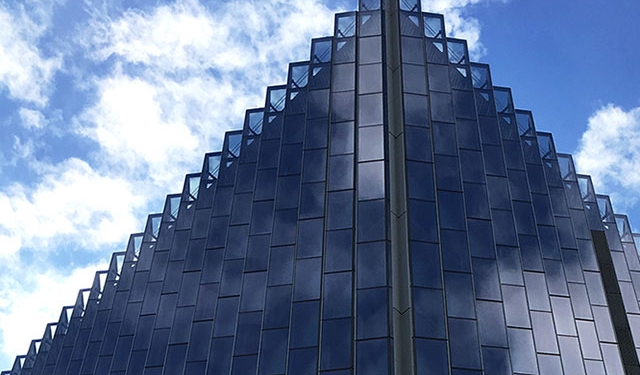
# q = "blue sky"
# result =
<box><xmin>0</xmin><ymin>0</ymin><xmax>639</xmax><ymax>369</ymax></box>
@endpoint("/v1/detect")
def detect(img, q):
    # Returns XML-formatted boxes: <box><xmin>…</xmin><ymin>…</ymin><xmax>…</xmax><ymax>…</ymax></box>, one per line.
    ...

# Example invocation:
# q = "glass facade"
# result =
<box><xmin>5</xmin><ymin>1</ymin><xmax>640</xmax><ymax>374</ymax></box>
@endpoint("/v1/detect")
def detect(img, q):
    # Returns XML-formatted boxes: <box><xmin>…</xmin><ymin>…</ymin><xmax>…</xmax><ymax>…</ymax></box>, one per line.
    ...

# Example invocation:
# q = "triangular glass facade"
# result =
<box><xmin>5</xmin><ymin>1</ymin><xmax>640</xmax><ymax>374</ymax></box>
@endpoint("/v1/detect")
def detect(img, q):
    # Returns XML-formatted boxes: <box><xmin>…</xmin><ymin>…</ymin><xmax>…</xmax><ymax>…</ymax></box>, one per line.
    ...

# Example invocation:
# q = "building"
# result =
<box><xmin>4</xmin><ymin>0</ymin><xmax>640</xmax><ymax>374</ymax></box>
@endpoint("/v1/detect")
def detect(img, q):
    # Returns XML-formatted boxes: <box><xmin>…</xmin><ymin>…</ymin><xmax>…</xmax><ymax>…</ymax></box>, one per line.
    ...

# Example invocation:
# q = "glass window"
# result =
<box><xmin>288</xmin><ymin>347</ymin><xmax>317</xmax><ymax>375</ymax></box>
<box><xmin>291</xmin><ymin>301</ymin><xmax>320</xmax><ymax>348</ymax></box>
<box><xmin>258</xmin><ymin>329</ymin><xmax>287</xmax><ymax>374</ymax></box>
<box><xmin>472</xmin><ymin>257</ymin><xmax>501</xmax><ymax>301</ymax></box>
<box><xmin>497</xmin><ymin>246</ymin><xmax>523</xmax><ymax>285</ymax></box>
<box><xmin>358</xmin><ymin>63</ymin><xmax>382</xmax><ymax>94</ymax></box>
<box><xmin>297</xmin><ymin>219</ymin><xmax>324</xmax><ymax>258</ymax></box>
<box><xmin>254</xmin><ymin>169</ymin><xmax>277</xmax><ymax>201</ymax></box>
<box><xmin>478</xmin><ymin>116</ymin><xmax>501</xmax><ymax>145</ymax></box>
<box><xmin>508</xmin><ymin>328</ymin><xmax>538</xmax><ymax>374</ymax></box>
<box><xmin>188</xmin><ymin>321</ymin><xmax>214</xmax><ymax>361</ymax></box>
<box><xmin>413</xmin><ymin>287</ymin><xmax>445</xmax><ymax>338</ymax></box>
<box><xmin>539</xmin><ymin>226</ymin><xmax>561</xmax><ymax>259</ymax></box>
<box><xmin>562</xmin><ymin>249</ymin><xmax>583</xmax><ymax>283</ymax></box>
<box><xmin>250</xmin><ymin>200</ymin><xmax>274</xmax><ymax>236</ymax></box>
<box><xmin>358</xmin><ymin>199</ymin><xmax>386</xmax><ymax>241</ymax></box>
<box><xmin>507</xmin><ymin>169</ymin><xmax>529</xmax><ymax>202</ymax></box>
<box><xmin>328</xmin><ymin>155</ymin><xmax>354</xmax><ymax>191</ymax></box>
<box><xmin>267</xmin><ymin>246</ymin><xmax>294</xmax><ymax>286</ymax></box>
<box><xmin>524</xmin><ymin>271</ymin><xmax>550</xmax><ymax>311</ymax></box>
<box><xmin>304</xmin><ymin>118</ymin><xmax>328</xmax><ymax>150</ymax></box>
<box><xmin>276</xmin><ymin>176</ymin><xmax>301</xmax><ymax>210</ymax></box>
<box><xmin>415</xmin><ymin>339</ymin><xmax>448</xmax><ymax>375</ymax></box>
<box><xmin>358</xmin><ymin>161</ymin><xmax>385</xmax><ymax>201</ymax></box>
<box><xmin>401</xmin><ymin>36</ymin><xmax>424</xmax><ymax>65</ymax></box>
<box><xmin>486</xmin><ymin>176</ymin><xmax>510</xmax><ymax>210</ymax></box>
<box><xmin>300</xmin><ymin>182</ymin><xmax>325</xmax><ymax>219</ymax></box>
<box><xmin>407</xmin><ymin>161</ymin><xmax>435</xmax><ymax>200</ymax></box>
<box><xmin>358</xmin><ymin>125</ymin><xmax>384</xmax><ymax>161</ymax></box>
<box><xmin>568</xmin><ymin>283</ymin><xmax>593</xmax><ymax>319</ymax></box>
<box><xmin>334</xmin><ymin>38</ymin><xmax>356</xmax><ymax>63</ymax></box>
<box><xmin>358</xmin><ymin>36</ymin><xmax>382</xmax><ymax>64</ymax></box>
<box><xmin>433</xmin><ymin>122</ymin><xmax>457</xmax><ymax>156</ymax></box>
<box><xmin>435</xmin><ymin>155</ymin><xmax>461</xmax><ymax>191</ymax></box>
<box><xmin>405</xmin><ymin>125</ymin><xmax>432</xmax><ymax>162</ymax></box>
<box><xmin>601</xmin><ymin>343</ymin><xmax>625</xmax><ymax>375</ymax></box>
<box><xmin>320</xmin><ymin>319</ymin><xmax>352</xmax><ymax>370</ymax></box>
<box><xmin>467</xmin><ymin>219</ymin><xmax>495</xmax><ymax>259</ymax></box>
<box><xmin>194</xmin><ymin>283</ymin><xmax>218</xmax><ymax>321</ymax></box>
<box><xmin>303</xmin><ymin>149</ymin><xmax>327</xmax><ymax>183</ymax></box>
<box><xmin>502</xmin><ymin>285</ymin><xmax>531</xmax><ymax>328</ymax></box>
<box><xmin>177</xmin><ymin>272</ymin><xmax>200</xmax><ymax>307</ymax></box>
<box><xmin>482</xmin><ymin>347</ymin><xmax>511</xmax><ymax>375</ymax></box>
<box><xmin>330</xmin><ymin>121</ymin><xmax>354</xmax><ymax>155</ymax></box>
<box><xmin>403</xmin><ymin>64</ymin><xmax>427</xmax><ymax>95</ymax></box>
<box><xmin>331</xmin><ymin>92</ymin><xmax>355</xmax><ymax>123</ymax></box>
<box><xmin>231</xmin><ymin>355</ymin><xmax>257</xmax><ymax>375</ymax></box>
<box><xmin>453</xmin><ymin>90</ymin><xmax>476</xmax><ymax>119</ymax></box>
<box><xmin>538</xmin><ymin>354</ymin><xmax>563</xmax><ymax>375</ymax></box>
<box><xmin>294</xmin><ymin>257</ymin><xmax>322</xmax><ymax>301</ymax></box>
<box><xmin>225</xmin><ymin>225</ymin><xmax>249</xmax><ymax>259</ymax></box>
<box><xmin>240</xmin><ymin>272</ymin><xmax>266</xmax><ymax>312</ymax></box>
<box><xmin>323</xmin><ymin>272</ymin><xmax>353</xmax><ymax>319</ymax></box>
<box><xmin>441</xmin><ymin>229</ymin><xmax>470</xmax><ymax>272</ymax></box>
<box><xmin>483</xmin><ymin>145</ymin><xmax>506</xmax><ymax>176</ymax></box>
<box><xmin>449</xmin><ymin>318</ymin><xmax>481</xmax><ymax>369</ymax></box>
<box><xmin>164</xmin><ymin>344</ymin><xmax>187</xmax><ymax>374</ymax></box>
<box><xmin>357</xmin><ymin>288</ymin><xmax>388</xmax><ymax>339</ymax></box>
<box><xmin>530</xmin><ymin>311</ymin><xmax>559</xmax><ymax>354</ymax></box>
<box><xmin>444</xmin><ymin>272</ymin><xmax>475</xmax><ymax>318</ymax></box>
<box><xmin>584</xmin><ymin>271</ymin><xmax>607</xmax><ymax>306</ymax></box>
<box><xmin>246</xmin><ymin>235</ymin><xmax>270</xmax><ymax>272</ymax></box>
<box><xmin>357</xmin><ymin>241</ymin><xmax>387</xmax><ymax>288</ymax></box>
<box><xmin>427</xmin><ymin>64</ymin><xmax>450</xmax><ymax>92</ymax></box>
<box><xmin>556</xmin><ymin>217</ymin><xmax>578</xmax><ymax>249</ymax></box>
<box><xmin>512</xmin><ymin>201</ymin><xmax>536</xmax><ymax>236</ymax></box>
<box><xmin>430</xmin><ymin>92</ymin><xmax>454</xmax><ymax>123</ymax></box>
<box><xmin>257</xmin><ymin>139</ymin><xmax>280</xmax><ymax>171</ymax></box>
<box><xmin>356</xmin><ymin>339</ymin><xmax>389</xmax><ymax>375</ymax></box>
<box><xmin>550</xmin><ymin>296</ymin><xmax>576</xmax><ymax>336</ymax></box>
<box><xmin>576</xmin><ymin>320</ymin><xmax>601</xmax><ymax>360</ymax></box>
<box><xmin>263</xmin><ymin>285</ymin><xmax>292</xmax><ymax>329</ymax></box>
<box><xmin>185</xmin><ymin>238</ymin><xmax>206</xmax><ymax>271</ymax></box>
<box><xmin>332</xmin><ymin>63</ymin><xmax>355</xmax><ymax>92</ymax></box>
<box><xmin>202</xmin><ymin>248</ymin><xmax>223</xmax><ymax>284</ymax></box>
<box><xmin>558</xmin><ymin>336</ymin><xmax>586</xmax><ymax>374</ymax></box>
<box><xmin>220</xmin><ymin>259</ymin><xmax>243</xmax><ymax>297</ymax></box>
<box><xmin>358</xmin><ymin>93</ymin><xmax>384</xmax><ymax>126</ymax></box>
<box><xmin>411</xmin><ymin>241</ymin><xmax>441</xmax><ymax>288</ymax></box>
<box><xmin>463</xmin><ymin>182</ymin><xmax>490</xmax><ymax>219</ymax></box>
<box><xmin>234</xmin><ymin>312</ymin><xmax>262</xmax><ymax>355</ymax></box>
<box><xmin>272</xmin><ymin>209</ymin><xmax>298</xmax><ymax>246</ymax></box>
<box><xmin>409</xmin><ymin>199</ymin><xmax>438</xmax><ymax>242</ymax></box>
<box><xmin>492</xmin><ymin>209</ymin><xmax>517</xmax><ymax>246</ymax></box>
<box><xmin>308</xmin><ymin>89</ymin><xmax>330</xmax><ymax>119</ymax></box>
<box><xmin>403</xmin><ymin>93</ymin><xmax>430</xmax><ymax>126</ymax></box>
<box><xmin>327</xmin><ymin>191</ymin><xmax>353</xmax><ymax>230</ymax></box>
<box><xmin>438</xmin><ymin>191</ymin><xmax>465</xmax><ymax>230</ymax></box>
<box><xmin>325</xmin><ymin>229</ymin><xmax>353</xmax><ymax>273</ymax></box>
<box><xmin>476</xmin><ymin>300</ymin><xmax>508</xmax><ymax>346</ymax></box>
<box><xmin>213</xmin><ymin>297</ymin><xmax>239</xmax><ymax>337</ymax></box>
<box><xmin>459</xmin><ymin>149</ymin><xmax>485</xmax><ymax>183</ymax></box>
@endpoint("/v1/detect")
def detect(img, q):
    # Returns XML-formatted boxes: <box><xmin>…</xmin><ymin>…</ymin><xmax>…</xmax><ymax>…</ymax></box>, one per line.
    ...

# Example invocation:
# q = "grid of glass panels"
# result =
<box><xmin>6</xmin><ymin>2</ymin><xmax>640</xmax><ymax>375</ymax></box>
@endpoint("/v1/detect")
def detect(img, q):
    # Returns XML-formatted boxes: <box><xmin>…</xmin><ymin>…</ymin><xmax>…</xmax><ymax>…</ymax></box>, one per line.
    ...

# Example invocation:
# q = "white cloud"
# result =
<box><xmin>0</xmin><ymin>260</ymin><xmax>108</xmax><ymax>364</ymax></box>
<box><xmin>574</xmin><ymin>104</ymin><xmax>640</xmax><ymax>210</ymax></box>
<box><xmin>0</xmin><ymin>158</ymin><xmax>145</xmax><ymax>258</ymax></box>
<box><xmin>0</xmin><ymin>4</ymin><xmax>62</xmax><ymax>106</ymax></box>
<box><xmin>18</xmin><ymin>108</ymin><xmax>47</xmax><ymax>129</ymax></box>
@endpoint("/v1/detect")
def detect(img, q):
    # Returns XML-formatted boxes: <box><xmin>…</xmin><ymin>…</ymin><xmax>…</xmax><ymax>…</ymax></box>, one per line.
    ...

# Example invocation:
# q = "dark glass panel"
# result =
<box><xmin>471</xmin><ymin>257</ymin><xmax>501</xmax><ymax>301</ymax></box>
<box><xmin>288</xmin><ymin>347</ymin><xmax>318</xmax><ymax>375</ymax></box>
<box><xmin>459</xmin><ymin>149</ymin><xmax>485</xmax><ymax>183</ymax></box>
<box><xmin>433</xmin><ymin>122</ymin><xmax>457</xmax><ymax>156</ymax></box>
<box><xmin>323</xmin><ymin>272</ymin><xmax>352</xmax><ymax>319</ymax></box>
<box><xmin>407</xmin><ymin>161</ymin><xmax>435</xmax><ymax>200</ymax></box>
<box><xmin>272</xmin><ymin>209</ymin><xmax>298</xmax><ymax>246</ymax></box>
<box><xmin>240</xmin><ymin>272</ymin><xmax>267</xmax><ymax>312</ymax></box>
<box><xmin>263</xmin><ymin>285</ymin><xmax>292</xmax><ymax>329</ymax></box>
<box><xmin>467</xmin><ymin>219</ymin><xmax>495</xmax><ymax>258</ymax></box>
<box><xmin>276</xmin><ymin>175</ymin><xmax>301</xmax><ymax>210</ymax></box>
<box><xmin>444</xmin><ymin>272</ymin><xmax>475</xmax><ymax>318</ymax></box>
<box><xmin>308</xmin><ymin>89</ymin><xmax>330</xmax><ymax>119</ymax></box>
<box><xmin>213</xmin><ymin>297</ymin><xmax>239</xmax><ymax>337</ymax></box>
<box><xmin>401</xmin><ymin>36</ymin><xmax>424</xmax><ymax>64</ymax></box>
<box><xmin>430</xmin><ymin>92</ymin><xmax>454</xmax><ymax>123</ymax></box>
<box><xmin>413</xmin><ymin>287</ymin><xmax>445</xmax><ymax>339</ymax></box>
<box><xmin>502</xmin><ymin>285</ymin><xmax>530</xmax><ymax>328</ymax></box>
<box><xmin>358</xmin><ymin>63</ymin><xmax>383</xmax><ymax>94</ymax></box>
<box><xmin>358</xmin><ymin>161</ymin><xmax>385</xmax><ymax>201</ymax></box>
<box><xmin>358</xmin><ymin>199</ymin><xmax>386</xmax><ymax>242</ymax></box>
<box><xmin>291</xmin><ymin>301</ymin><xmax>320</xmax><ymax>348</ymax></box>
<box><xmin>403</xmin><ymin>93</ymin><xmax>430</xmax><ymax>126</ymax></box>
<box><xmin>358</xmin><ymin>36</ymin><xmax>382</xmax><ymax>64</ymax></box>
<box><xmin>294</xmin><ymin>257</ymin><xmax>322</xmax><ymax>301</ymax></box>
<box><xmin>357</xmin><ymin>288</ymin><xmax>388</xmax><ymax>339</ymax></box>
<box><xmin>220</xmin><ymin>259</ymin><xmax>243</xmax><ymax>296</ymax></box>
<box><xmin>330</xmin><ymin>121</ymin><xmax>355</xmax><ymax>155</ymax></box>
<box><xmin>327</xmin><ymin>191</ymin><xmax>353</xmax><ymax>230</ymax></box>
<box><xmin>358</xmin><ymin>93</ymin><xmax>384</xmax><ymax>126</ymax></box>
<box><xmin>530</xmin><ymin>311</ymin><xmax>559</xmax><ymax>354</ymax></box>
<box><xmin>357</xmin><ymin>241</ymin><xmax>387</xmax><ymax>288</ymax></box>
<box><xmin>415</xmin><ymin>339</ymin><xmax>448</xmax><ymax>375</ymax></box>
<box><xmin>246</xmin><ymin>235</ymin><xmax>270</xmax><ymax>272</ymax></box>
<box><xmin>297</xmin><ymin>219</ymin><xmax>324</xmax><ymax>258</ymax></box>
<box><xmin>449</xmin><ymin>318</ymin><xmax>481</xmax><ymax>369</ymax></box>
<box><xmin>438</xmin><ymin>191</ymin><xmax>465</xmax><ymax>230</ymax></box>
<box><xmin>303</xmin><ymin>149</ymin><xmax>328</xmax><ymax>183</ymax></box>
<box><xmin>411</xmin><ymin>241</ymin><xmax>442</xmax><ymax>288</ymax></box>
<box><xmin>405</xmin><ymin>125</ymin><xmax>432</xmax><ymax>162</ymax></box>
<box><xmin>267</xmin><ymin>246</ymin><xmax>294</xmax><ymax>286</ymax></box>
<box><xmin>496</xmin><ymin>246</ymin><xmax>523</xmax><ymax>285</ymax></box>
<box><xmin>435</xmin><ymin>155</ymin><xmax>461</xmax><ymax>191</ymax></box>
<box><xmin>356</xmin><ymin>339</ymin><xmax>389</xmax><ymax>375</ymax></box>
<box><xmin>403</xmin><ymin>64</ymin><xmax>427</xmax><ymax>95</ymax></box>
<box><xmin>508</xmin><ymin>328</ymin><xmax>538</xmax><ymax>374</ymax></box>
<box><xmin>320</xmin><ymin>319</ymin><xmax>352</xmax><ymax>370</ymax></box>
<box><xmin>258</xmin><ymin>329</ymin><xmax>288</xmax><ymax>374</ymax></box>
<box><xmin>427</xmin><ymin>63</ymin><xmax>450</xmax><ymax>92</ymax></box>
<box><xmin>329</xmin><ymin>154</ymin><xmax>354</xmax><ymax>191</ymax></box>
<box><xmin>539</xmin><ymin>226</ymin><xmax>561</xmax><ymax>259</ymax></box>
<box><xmin>358</xmin><ymin>125</ymin><xmax>384</xmax><ymax>161</ymax></box>
<box><xmin>234</xmin><ymin>312</ymin><xmax>262</xmax><ymax>355</ymax></box>
<box><xmin>332</xmin><ymin>63</ymin><xmax>355</xmax><ymax>92</ymax></box>
<box><xmin>463</xmin><ymin>182</ymin><xmax>490</xmax><ymax>219</ymax></box>
<box><xmin>254</xmin><ymin>169</ymin><xmax>277</xmax><ymax>200</ymax></box>
<box><xmin>476</xmin><ymin>300</ymin><xmax>508</xmax><ymax>347</ymax></box>
<box><xmin>305</xmin><ymin>118</ymin><xmax>329</xmax><ymax>150</ymax></box>
<box><xmin>225</xmin><ymin>225</ymin><xmax>249</xmax><ymax>259</ymax></box>
<box><xmin>300</xmin><ymin>182</ymin><xmax>326</xmax><ymax>219</ymax></box>
<box><xmin>453</xmin><ymin>90</ymin><xmax>476</xmax><ymax>119</ymax></box>
<box><xmin>482</xmin><ymin>347</ymin><xmax>511</xmax><ymax>375</ymax></box>
<box><xmin>409</xmin><ymin>199</ymin><xmax>438</xmax><ymax>242</ymax></box>
<box><xmin>325</xmin><ymin>229</ymin><xmax>353</xmax><ymax>273</ymax></box>
<box><xmin>331</xmin><ymin>91</ymin><xmax>355</xmax><ymax>122</ymax></box>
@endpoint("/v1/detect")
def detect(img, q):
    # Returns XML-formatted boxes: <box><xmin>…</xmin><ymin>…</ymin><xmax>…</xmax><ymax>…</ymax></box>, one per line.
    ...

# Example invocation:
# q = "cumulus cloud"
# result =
<box><xmin>0</xmin><ymin>4</ymin><xmax>62</xmax><ymax>106</ymax></box>
<box><xmin>0</xmin><ymin>158</ymin><xmax>144</xmax><ymax>258</ymax></box>
<box><xmin>0</xmin><ymin>261</ymin><xmax>108</xmax><ymax>364</ymax></box>
<box><xmin>574</xmin><ymin>104</ymin><xmax>640</xmax><ymax>209</ymax></box>
<box><xmin>18</xmin><ymin>108</ymin><xmax>47</xmax><ymax>129</ymax></box>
